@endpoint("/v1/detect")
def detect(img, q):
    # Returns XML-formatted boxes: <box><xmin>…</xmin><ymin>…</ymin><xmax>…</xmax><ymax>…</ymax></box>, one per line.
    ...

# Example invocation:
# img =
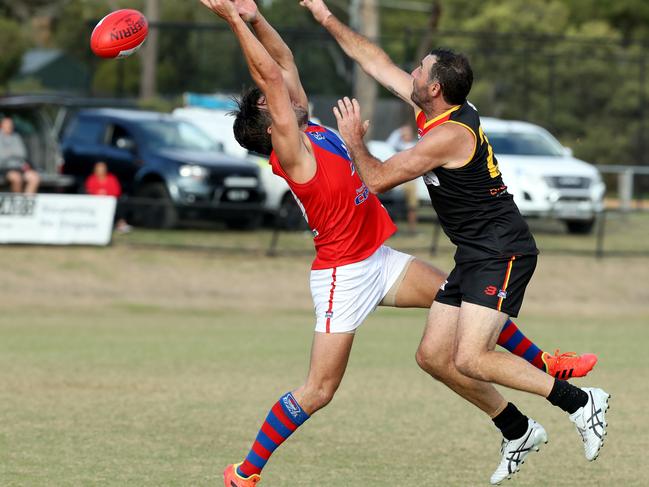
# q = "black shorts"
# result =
<box><xmin>434</xmin><ymin>255</ymin><xmax>537</xmax><ymax>317</ymax></box>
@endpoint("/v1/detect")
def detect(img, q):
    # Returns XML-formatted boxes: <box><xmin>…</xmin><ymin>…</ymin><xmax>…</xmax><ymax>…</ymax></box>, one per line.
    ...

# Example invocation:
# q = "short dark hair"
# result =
<box><xmin>232</xmin><ymin>87</ymin><xmax>273</xmax><ymax>156</ymax></box>
<box><xmin>429</xmin><ymin>48</ymin><xmax>473</xmax><ymax>105</ymax></box>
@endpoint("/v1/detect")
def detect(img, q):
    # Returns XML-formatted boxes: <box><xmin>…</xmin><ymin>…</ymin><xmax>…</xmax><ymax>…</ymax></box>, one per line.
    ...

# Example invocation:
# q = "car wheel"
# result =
<box><xmin>132</xmin><ymin>182</ymin><xmax>178</xmax><ymax>229</ymax></box>
<box><xmin>564</xmin><ymin>219</ymin><xmax>595</xmax><ymax>235</ymax></box>
<box><xmin>278</xmin><ymin>192</ymin><xmax>307</xmax><ymax>231</ymax></box>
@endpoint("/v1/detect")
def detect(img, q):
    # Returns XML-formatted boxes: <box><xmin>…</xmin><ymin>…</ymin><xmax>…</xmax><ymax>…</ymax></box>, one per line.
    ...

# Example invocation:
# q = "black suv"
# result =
<box><xmin>61</xmin><ymin>108</ymin><xmax>265</xmax><ymax>228</ymax></box>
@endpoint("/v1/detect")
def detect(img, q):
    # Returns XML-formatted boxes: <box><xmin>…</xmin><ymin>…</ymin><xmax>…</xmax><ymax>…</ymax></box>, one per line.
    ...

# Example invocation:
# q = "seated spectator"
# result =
<box><xmin>0</xmin><ymin>116</ymin><xmax>40</xmax><ymax>194</ymax></box>
<box><xmin>85</xmin><ymin>161</ymin><xmax>132</xmax><ymax>233</ymax></box>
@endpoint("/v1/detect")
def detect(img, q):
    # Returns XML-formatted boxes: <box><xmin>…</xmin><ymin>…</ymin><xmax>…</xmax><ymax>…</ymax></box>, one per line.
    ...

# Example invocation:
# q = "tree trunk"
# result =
<box><xmin>140</xmin><ymin>0</ymin><xmax>159</xmax><ymax>99</ymax></box>
<box><xmin>350</xmin><ymin>0</ymin><xmax>379</xmax><ymax>139</ymax></box>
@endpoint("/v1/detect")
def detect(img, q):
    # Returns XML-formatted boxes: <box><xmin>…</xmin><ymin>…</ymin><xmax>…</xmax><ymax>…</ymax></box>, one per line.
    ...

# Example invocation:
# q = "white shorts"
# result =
<box><xmin>310</xmin><ymin>245</ymin><xmax>414</xmax><ymax>333</ymax></box>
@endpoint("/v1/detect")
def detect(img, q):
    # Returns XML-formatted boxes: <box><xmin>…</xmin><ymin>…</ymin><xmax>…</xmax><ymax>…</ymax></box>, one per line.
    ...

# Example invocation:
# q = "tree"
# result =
<box><xmin>140</xmin><ymin>0</ymin><xmax>159</xmax><ymax>99</ymax></box>
<box><xmin>0</xmin><ymin>16</ymin><xmax>27</xmax><ymax>91</ymax></box>
<box><xmin>351</xmin><ymin>0</ymin><xmax>379</xmax><ymax>138</ymax></box>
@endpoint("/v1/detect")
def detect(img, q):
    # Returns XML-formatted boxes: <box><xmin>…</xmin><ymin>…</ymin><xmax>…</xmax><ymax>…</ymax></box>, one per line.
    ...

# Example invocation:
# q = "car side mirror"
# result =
<box><xmin>562</xmin><ymin>146</ymin><xmax>573</xmax><ymax>157</ymax></box>
<box><xmin>116</xmin><ymin>137</ymin><xmax>136</xmax><ymax>152</ymax></box>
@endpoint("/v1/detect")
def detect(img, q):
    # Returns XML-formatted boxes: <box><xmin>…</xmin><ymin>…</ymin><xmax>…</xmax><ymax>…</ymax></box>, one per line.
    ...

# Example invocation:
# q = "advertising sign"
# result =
<box><xmin>0</xmin><ymin>193</ymin><xmax>116</xmax><ymax>246</ymax></box>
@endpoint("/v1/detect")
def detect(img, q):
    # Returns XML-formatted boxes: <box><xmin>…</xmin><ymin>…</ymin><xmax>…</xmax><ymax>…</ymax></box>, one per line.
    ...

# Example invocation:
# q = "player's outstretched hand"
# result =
<box><xmin>234</xmin><ymin>0</ymin><xmax>259</xmax><ymax>23</ymax></box>
<box><xmin>333</xmin><ymin>97</ymin><xmax>370</xmax><ymax>144</ymax></box>
<box><xmin>199</xmin><ymin>0</ymin><xmax>240</xmax><ymax>23</ymax></box>
<box><xmin>299</xmin><ymin>0</ymin><xmax>332</xmax><ymax>24</ymax></box>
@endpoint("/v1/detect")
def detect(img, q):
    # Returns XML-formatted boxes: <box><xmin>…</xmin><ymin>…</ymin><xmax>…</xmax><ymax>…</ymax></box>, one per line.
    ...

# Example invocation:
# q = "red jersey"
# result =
<box><xmin>85</xmin><ymin>173</ymin><xmax>122</xmax><ymax>197</ymax></box>
<box><xmin>269</xmin><ymin>123</ymin><xmax>396</xmax><ymax>270</ymax></box>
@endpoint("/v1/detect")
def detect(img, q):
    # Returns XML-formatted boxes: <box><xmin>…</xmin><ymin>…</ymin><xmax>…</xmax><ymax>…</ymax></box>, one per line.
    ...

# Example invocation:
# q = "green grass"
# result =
<box><xmin>0</xmin><ymin>234</ymin><xmax>647</xmax><ymax>486</ymax></box>
<box><xmin>0</xmin><ymin>305</ymin><xmax>647</xmax><ymax>486</ymax></box>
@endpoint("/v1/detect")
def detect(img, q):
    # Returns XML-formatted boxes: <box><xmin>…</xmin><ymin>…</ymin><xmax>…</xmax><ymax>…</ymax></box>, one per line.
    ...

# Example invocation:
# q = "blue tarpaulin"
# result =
<box><xmin>183</xmin><ymin>93</ymin><xmax>237</xmax><ymax>110</ymax></box>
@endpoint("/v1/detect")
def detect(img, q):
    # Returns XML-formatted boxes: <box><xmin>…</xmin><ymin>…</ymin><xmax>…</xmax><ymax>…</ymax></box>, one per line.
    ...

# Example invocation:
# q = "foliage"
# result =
<box><xmin>0</xmin><ymin>0</ymin><xmax>647</xmax><ymax>165</ymax></box>
<box><xmin>0</xmin><ymin>16</ymin><xmax>27</xmax><ymax>90</ymax></box>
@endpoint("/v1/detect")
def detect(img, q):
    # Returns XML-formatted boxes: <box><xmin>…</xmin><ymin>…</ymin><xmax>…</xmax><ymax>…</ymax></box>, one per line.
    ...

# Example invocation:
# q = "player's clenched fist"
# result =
<box><xmin>299</xmin><ymin>0</ymin><xmax>332</xmax><ymax>24</ymax></box>
<box><xmin>333</xmin><ymin>97</ymin><xmax>370</xmax><ymax>145</ymax></box>
<box><xmin>199</xmin><ymin>0</ymin><xmax>239</xmax><ymax>22</ymax></box>
<box><xmin>234</xmin><ymin>0</ymin><xmax>259</xmax><ymax>23</ymax></box>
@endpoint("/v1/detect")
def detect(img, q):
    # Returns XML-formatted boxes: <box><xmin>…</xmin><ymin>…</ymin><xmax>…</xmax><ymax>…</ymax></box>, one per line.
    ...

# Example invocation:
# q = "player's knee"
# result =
<box><xmin>303</xmin><ymin>382</ymin><xmax>338</xmax><ymax>411</ymax></box>
<box><xmin>415</xmin><ymin>344</ymin><xmax>451</xmax><ymax>381</ymax></box>
<box><xmin>453</xmin><ymin>348</ymin><xmax>482</xmax><ymax>380</ymax></box>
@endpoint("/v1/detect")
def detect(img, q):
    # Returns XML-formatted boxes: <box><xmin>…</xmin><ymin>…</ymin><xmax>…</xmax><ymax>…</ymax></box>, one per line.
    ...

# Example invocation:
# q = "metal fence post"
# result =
<box><xmin>619</xmin><ymin>168</ymin><xmax>634</xmax><ymax>212</ymax></box>
<box><xmin>595</xmin><ymin>209</ymin><xmax>607</xmax><ymax>259</ymax></box>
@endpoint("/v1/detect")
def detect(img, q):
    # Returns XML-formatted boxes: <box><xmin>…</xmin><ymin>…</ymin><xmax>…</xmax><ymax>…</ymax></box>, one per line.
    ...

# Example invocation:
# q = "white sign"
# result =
<box><xmin>0</xmin><ymin>193</ymin><xmax>116</xmax><ymax>246</ymax></box>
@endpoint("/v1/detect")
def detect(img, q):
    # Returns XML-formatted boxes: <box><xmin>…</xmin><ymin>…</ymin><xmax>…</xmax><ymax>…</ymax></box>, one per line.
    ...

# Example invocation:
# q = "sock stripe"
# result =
<box><xmin>245</xmin><ymin>450</ymin><xmax>266</xmax><ymax>469</ymax></box>
<box><xmin>272</xmin><ymin>402</ymin><xmax>300</xmax><ymax>431</ymax></box>
<box><xmin>255</xmin><ymin>430</ymin><xmax>278</xmax><ymax>452</ymax></box>
<box><xmin>260</xmin><ymin>421</ymin><xmax>284</xmax><ymax>445</ymax></box>
<box><xmin>252</xmin><ymin>441</ymin><xmax>272</xmax><ymax>460</ymax></box>
<box><xmin>531</xmin><ymin>350</ymin><xmax>545</xmax><ymax>370</ymax></box>
<box><xmin>266</xmin><ymin>411</ymin><xmax>293</xmax><ymax>438</ymax></box>
<box><xmin>503</xmin><ymin>329</ymin><xmax>524</xmax><ymax>351</ymax></box>
<box><xmin>522</xmin><ymin>344</ymin><xmax>541</xmax><ymax>362</ymax></box>
<box><xmin>512</xmin><ymin>337</ymin><xmax>532</xmax><ymax>356</ymax></box>
<box><xmin>498</xmin><ymin>320</ymin><xmax>517</xmax><ymax>345</ymax></box>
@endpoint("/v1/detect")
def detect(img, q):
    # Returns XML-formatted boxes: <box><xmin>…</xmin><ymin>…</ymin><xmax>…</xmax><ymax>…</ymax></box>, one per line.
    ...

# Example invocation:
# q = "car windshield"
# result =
<box><xmin>139</xmin><ymin>119</ymin><xmax>219</xmax><ymax>151</ymax></box>
<box><xmin>487</xmin><ymin>131</ymin><xmax>565</xmax><ymax>157</ymax></box>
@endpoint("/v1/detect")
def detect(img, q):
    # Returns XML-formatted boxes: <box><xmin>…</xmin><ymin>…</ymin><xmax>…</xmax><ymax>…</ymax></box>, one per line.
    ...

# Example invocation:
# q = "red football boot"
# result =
<box><xmin>542</xmin><ymin>350</ymin><xmax>598</xmax><ymax>379</ymax></box>
<box><xmin>223</xmin><ymin>463</ymin><xmax>261</xmax><ymax>487</ymax></box>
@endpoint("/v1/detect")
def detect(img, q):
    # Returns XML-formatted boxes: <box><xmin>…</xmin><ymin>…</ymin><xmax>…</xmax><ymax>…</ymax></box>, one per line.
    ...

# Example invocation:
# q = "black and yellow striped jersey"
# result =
<box><xmin>416</xmin><ymin>101</ymin><xmax>538</xmax><ymax>263</ymax></box>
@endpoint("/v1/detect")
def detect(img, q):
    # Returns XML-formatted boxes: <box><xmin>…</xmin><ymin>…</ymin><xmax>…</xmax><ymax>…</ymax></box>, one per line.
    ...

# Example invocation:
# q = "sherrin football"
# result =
<box><xmin>90</xmin><ymin>9</ymin><xmax>148</xmax><ymax>59</ymax></box>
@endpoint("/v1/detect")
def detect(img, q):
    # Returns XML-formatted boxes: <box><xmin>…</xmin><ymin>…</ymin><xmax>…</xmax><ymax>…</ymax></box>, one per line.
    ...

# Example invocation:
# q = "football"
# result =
<box><xmin>90</xmin><ymin>9</ymin><xmax>148</xmax><ymax>59</ymax></box>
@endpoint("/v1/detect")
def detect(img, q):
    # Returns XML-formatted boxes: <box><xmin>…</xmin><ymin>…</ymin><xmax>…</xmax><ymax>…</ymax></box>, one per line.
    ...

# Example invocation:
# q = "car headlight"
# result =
<box><xmin>179</xmin><ymin>164</ymin><xmax>209</xmax><ymax>179</ymax></box>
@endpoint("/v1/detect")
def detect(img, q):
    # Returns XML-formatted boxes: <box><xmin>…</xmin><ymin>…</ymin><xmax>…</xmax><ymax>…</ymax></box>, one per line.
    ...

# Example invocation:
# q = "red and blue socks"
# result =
<box><xmin>237</xmin><ymin>392</ymin><xmax>310</xmax><ymax>479</ymax></box>
<box><xmin>497</xmin><ymin>319</ymin><xmax>546</xmax><ymax>371</ymax></box>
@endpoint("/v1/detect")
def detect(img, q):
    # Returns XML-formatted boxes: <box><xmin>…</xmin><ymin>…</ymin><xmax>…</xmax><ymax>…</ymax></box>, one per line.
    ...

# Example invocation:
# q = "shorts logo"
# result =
<box><xmin>440</xmin><ymin>280</ymin><xmax>448</xmax><ymax>291</ymax></box>
<box><xmin>282</xmin><ymin>393</ymin><xmax>303</xmax><ymax>419</ymax></box>
<box><xmin>325</xmin><ymin>311</ymin><xmax>334</xmax><ymax>319</ymax></box>
<box><xmin>484</xmin><ymin>285</ymin><xmax>498</xmax><ymax>296</ymax></box>
<box><xmin>497</xmin><ymin>289</ymin><xmax>508</xmax><ymax>299</ymax></box>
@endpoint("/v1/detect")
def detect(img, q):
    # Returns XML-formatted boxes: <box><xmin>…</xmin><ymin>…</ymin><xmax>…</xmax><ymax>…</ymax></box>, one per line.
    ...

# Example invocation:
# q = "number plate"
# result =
<box><xmin>554</xmin><ymin>201</ymin><xmax>593</xmax><ymax>218</ymax></box>
<box><xmin>224</xmin><ymin>177</ymin><xmax>257</xmax><ymax>188</ymax></box>
<box><xmin>227</xmin><ymin>189</ymin><xmax>250</xmax><ymax>201</ymax></box>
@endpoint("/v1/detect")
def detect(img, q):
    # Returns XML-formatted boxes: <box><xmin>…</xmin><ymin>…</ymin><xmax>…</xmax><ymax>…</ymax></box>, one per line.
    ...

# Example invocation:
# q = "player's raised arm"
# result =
<box><xmin>235</xmin><ymin>0</ymin><xmax>309</xmax><ymax>111</ymax></box>
<box><xmin>200</xmin><ymin>0</ymin><xmax>312</xmax><ymax>177</ymax></box>
<box><xmin>300</xmin><ymin>0</ymin><xmax>415</xmax><ymax>107</ymax></box>
<box><xmin>334</xmin><ymin>97</ymin><xmax>472</xmax><ymax>193</ymax></box>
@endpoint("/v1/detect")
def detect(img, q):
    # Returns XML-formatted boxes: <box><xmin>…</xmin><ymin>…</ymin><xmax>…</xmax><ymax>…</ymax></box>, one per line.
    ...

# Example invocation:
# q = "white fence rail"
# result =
<box><xmin>597</xmin><ymin>165</ymin><xmax>649</xmax><ymax>212</ymax></box>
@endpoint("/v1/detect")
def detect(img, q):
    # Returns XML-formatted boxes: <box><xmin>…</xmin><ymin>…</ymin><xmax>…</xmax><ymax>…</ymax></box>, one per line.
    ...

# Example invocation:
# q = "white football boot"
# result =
<box><xmin>569</xmin><ymin>387</ymin><xmax>611</xmax><ymax>461</ymax></box>
<box><xmin>490</xmin><ymin>419</ymin><xmax>548</xmax><ymax>485</ymax></box>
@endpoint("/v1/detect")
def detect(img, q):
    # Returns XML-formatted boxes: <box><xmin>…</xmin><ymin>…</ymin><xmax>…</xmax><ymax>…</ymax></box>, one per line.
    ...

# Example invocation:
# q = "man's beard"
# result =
<box><xmin>410</xmin><ymin>88</ymin><xmax>426</xmax><ymax>109</ymax></box>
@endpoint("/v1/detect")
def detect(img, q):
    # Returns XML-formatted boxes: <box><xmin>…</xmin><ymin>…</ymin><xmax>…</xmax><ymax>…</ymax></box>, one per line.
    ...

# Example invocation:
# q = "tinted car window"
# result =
<box><xmin>138</xmin><ymin>120</ymin><xmax>217</xmax><ymax>151</ymax></box>
<box><xmin>66</xmin><ymin>117</ymin><xmax>105</xmax><ymax>143</ymax></box>
<box><xmin>106</xmin><ymin>123</ymin><xmax>134</xmax><ymax>147</ymax></box>
<box><xmin>488</xmin><ymin>132</ymin><xmax>564</xmax><ymax>157</ymax></box>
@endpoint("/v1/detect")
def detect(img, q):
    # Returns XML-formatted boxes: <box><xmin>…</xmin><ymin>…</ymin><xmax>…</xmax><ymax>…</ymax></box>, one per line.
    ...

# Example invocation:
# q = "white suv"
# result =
<box><xmin>416</xmin><ymin>117</ymin><xmax>605</xmax><ymax>234</ymax></box>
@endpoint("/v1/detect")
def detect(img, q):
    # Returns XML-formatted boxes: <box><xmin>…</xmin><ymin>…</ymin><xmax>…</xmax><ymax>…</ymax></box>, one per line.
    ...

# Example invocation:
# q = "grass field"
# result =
<box><xmin>0</xmin><ymin>228</ymin><xmax>648</xmax><ymax>486</ymax></box>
